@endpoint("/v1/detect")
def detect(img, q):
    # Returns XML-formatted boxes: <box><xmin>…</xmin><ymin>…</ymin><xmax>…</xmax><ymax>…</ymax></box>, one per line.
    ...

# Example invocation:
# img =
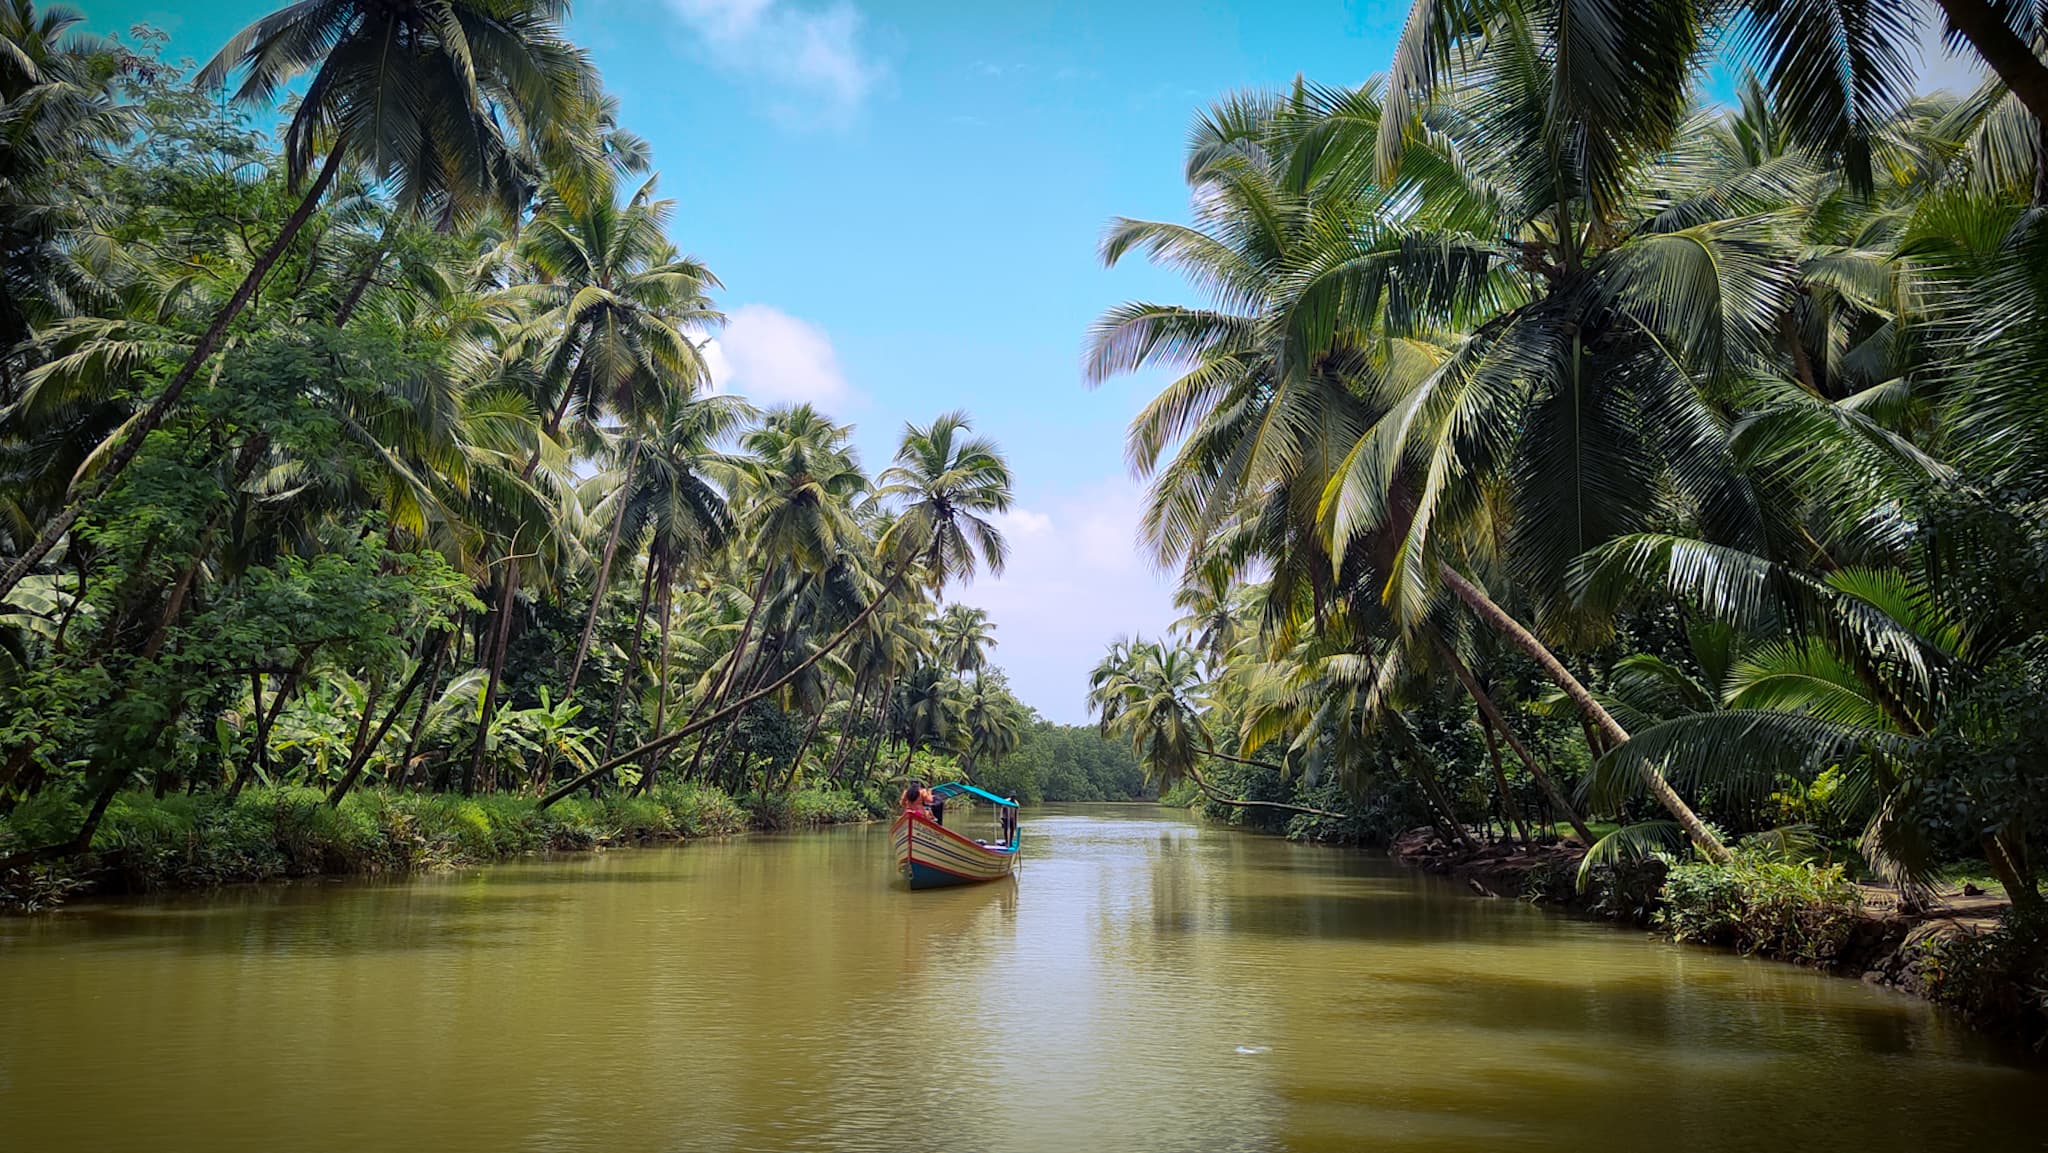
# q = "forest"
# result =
<box><xmin>0</xmin><ymin>1</ymin><xmax>1148</xmax><ymax>903</ymax></box>
<box><xmin>1075</xmin><ymin>0</ymin><xmax>2048</xmax><ymax>1033</ymax></box>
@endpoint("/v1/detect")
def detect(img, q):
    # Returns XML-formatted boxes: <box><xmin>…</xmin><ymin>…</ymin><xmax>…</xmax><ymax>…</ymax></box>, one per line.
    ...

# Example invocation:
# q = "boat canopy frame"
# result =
<box><xmin>929</xmin><ymin>781</ymin><xmax>1017</xmax><ymax>808</ymax></box>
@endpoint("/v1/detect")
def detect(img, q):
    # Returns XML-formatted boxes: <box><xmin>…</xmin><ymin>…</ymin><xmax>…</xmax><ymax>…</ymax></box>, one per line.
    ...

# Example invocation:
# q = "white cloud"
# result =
<box><xmin>996</xmin><ymin>508</ymin><xmax>1052</xmax><ymax>538</ymax></box>
<box><xmin>703</xmin><ymin>304</ymin><xmax>855</xmax><ymax>406</ymax></box>
<box><xmin>952</xmin><ymin>478</ymin><xmax>1179</xmax><ymax>724</ymax></box>
<box><xmin>665</xmin><ymin>0</ymin><xmax>881</xmax><ymax>118</ymax></box>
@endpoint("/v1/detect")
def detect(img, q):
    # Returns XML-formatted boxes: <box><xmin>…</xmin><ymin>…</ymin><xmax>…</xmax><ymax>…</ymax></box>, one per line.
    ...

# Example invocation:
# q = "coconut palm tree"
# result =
<box><xmin>468</xmin><ymin>170</ymin><xmax>722</xmax><ymax>791</ymax></box>
<box><xmin>0</xmin><ymin>1</ymin><xmax>129</xmax><ymax>368</ymax></box>
<box><xmin>0</xmin><ymin>0</ymin><xmax>601</xmax><ymax>601</ymax></box>
<box><xmin>1090</xmin><ymin>638</ymin><xmax>1342</xmax><ymax>818</ymax></box>
<box><xmin>542</xmin><ymin>409</ymin><xmax>1015</xmax><ymax>805</ymax></box>
<box><xmin>933</xmin><ymin>603</ymin><xmax>996</xmax><ymax>678</ymax></box>
<box><xmin>954</xmin><ymin>672</ymin><xmax>1023</xmax><ymax>775</ymax></box>
<box><xmin>567</xmin><ymin>391</ymin><xmax>747</xmax><ymax>701</ymax></box>
<box><xmin>1092</xmin><ymin>74</ymin><xmax>1755</xmax><ymax>858</ymax></box>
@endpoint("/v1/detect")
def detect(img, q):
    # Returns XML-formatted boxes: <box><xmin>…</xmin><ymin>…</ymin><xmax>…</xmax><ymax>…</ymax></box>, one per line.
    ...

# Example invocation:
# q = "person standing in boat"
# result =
<box><xmin>900</xmin><ymin>779</ymin><xmax>933</xmax><ymax>817</ymax></box>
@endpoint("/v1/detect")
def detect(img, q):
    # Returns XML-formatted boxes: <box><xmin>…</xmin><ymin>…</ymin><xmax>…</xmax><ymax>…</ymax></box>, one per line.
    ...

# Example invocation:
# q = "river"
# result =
<box><xmin>0</xmin><ymin>804</ymin><xmax>2041</xmax><ymax>1151</ymax></box>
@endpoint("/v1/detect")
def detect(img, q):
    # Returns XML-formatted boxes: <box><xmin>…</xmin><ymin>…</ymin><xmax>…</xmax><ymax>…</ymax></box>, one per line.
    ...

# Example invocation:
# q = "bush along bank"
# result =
<box><xmin>1391</xmin><ymin>828</ymin><xmax>2048</xmax><ymax>1051</ymax></box>
<box><xmin>0</xmin><ymin>784</ymin><xmax>887</xmax><ymax>912</ymax></box>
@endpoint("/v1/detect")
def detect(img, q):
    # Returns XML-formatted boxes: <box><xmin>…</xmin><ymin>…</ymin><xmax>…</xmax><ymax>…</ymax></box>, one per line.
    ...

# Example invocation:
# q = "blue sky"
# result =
<box><xmin>90</xmin><ymin>1</ymin><xmax>1975</xmax><ymax>722</ymax></box>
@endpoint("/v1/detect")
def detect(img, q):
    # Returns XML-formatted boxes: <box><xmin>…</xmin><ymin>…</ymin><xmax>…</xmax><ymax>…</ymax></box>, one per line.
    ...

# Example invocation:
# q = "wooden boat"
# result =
<box><xmin>892</xmin><ymin>782</ymin><xmax>1020</xmax><ymax>889</ymax></box>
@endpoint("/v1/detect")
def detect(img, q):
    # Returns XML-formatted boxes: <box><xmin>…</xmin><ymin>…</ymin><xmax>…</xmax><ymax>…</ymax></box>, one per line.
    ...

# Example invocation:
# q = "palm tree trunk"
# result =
<box><xmin>603</xmin><ymin>558</ymin><xmax>660</xmax><ymax>765</ymax></box>
<box><xmin>329</xmin><ymin>635</ymin><xmax>448</xmax><ymax>806</ymax></box>
<box><xmin>1984</xmin><ymin>830</ymin><xmax>2041</xmax><ymax>911</ymax></box>
<box><xmin>781</xmin><ymin>708</ymin><xmax>825</xmax><ymax>792</ymax></box>
<box><xmin>337</xmin><ymin>675</ymin><xmax>385</xmax><ymax>792</ymax></box>
<box><xmin>826</xmin><ymin>675</ymin><xmax>869</xmax><ymax>782</ymax></box>
<box><xmin>542</xmin><ymin>568</ymin><xmax>913</xmax><ymax>809</ymax></box>
<box><xmin>467</xmin><ymin>559</ymin><xmax>520</xmax><ymax>796</ymax></box>
<box><xmin>857</xmin><ymin>678</ymin><xmax>895</xmax><ymax>784</ymax></box>
<box><xmin>1438</xmin><ymin>563</ymin><xmax>1732</xmax><ymax>863</ymax></box>
<box><xmin>0</xmin><ymin>141</ymin><xmax>349</xmax><ymax>604</ymax></box>
<box><xmin>1400</xmin><ymin>743</ymin><xmax>1480</xmax><ymax>852</ymax></box>
<box><xmin>397</xmin><ymin>638</ymin><xmax>448</xmax><ymax>790</ymax></box>
<box><xmin>332</xmin><ymin>227</ymin><xmax>391</xmax><ymax>328</ymax></box>
<box><xmin>228</xmin><ymin>647</ymin><xmax>313</xmax><ymax>801</ymax></box>
<box><xmin>639</xmin><ymin>561</ymin><xmax>675</xmax><ymax>792</ymax></box>
<box><xmin>565</xmin><ymin>456</ymin><xmax>635</xmax><ymax>697</ymax></box>
<box><xmin>1436</xmin><ymin>639</ymin><xmax>1597</xmax><ymax>846</ymax></box>
<box><xmin>1478</xmin><ymin>714</ymin><xmax>1533</xmax><ymax>847</ymax></box>
<box><xmin>1184</xmin><ymin>762</ymin><xmax>1348</xmax><ymax>819</ymax></box>
<box><xmin>709</xmin><ymin>562</ymin><xmax>776</xmax><ymax>715</ymax></box>
<box><xmin>140</xmin><ymin>514</ymin><xmax>222</xmax><ymax>662</ymax></box>
<box><xmin>1936</xmin><ymin>0</ymin><xmax>2048</xmax><ymax>127</ymax></box>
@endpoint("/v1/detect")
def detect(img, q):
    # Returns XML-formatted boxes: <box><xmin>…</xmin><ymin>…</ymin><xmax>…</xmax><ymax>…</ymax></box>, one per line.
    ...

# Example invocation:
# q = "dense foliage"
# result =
<box><xmin>1085</xmin><ymin>0</ymin><xmax>2048</xmax><ymax>934</ymax></box>
<box><xmin>0</xmin><ymin>3</ymin><xmax>1062</xmax><ymax>890</ymax></box>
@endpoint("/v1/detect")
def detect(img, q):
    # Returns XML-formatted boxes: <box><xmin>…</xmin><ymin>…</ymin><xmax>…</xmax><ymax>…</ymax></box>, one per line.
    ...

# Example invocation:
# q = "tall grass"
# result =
<box><xmin>0</xmin><ymin>782</ymin><xmax>869</xmax><ymax>909</ymax></box>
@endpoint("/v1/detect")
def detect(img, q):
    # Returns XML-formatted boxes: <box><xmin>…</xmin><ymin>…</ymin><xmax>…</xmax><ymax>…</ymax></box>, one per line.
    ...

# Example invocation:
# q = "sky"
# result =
<box><xmin>89</xmin><ymin>1</ymin><xmax>1982</xmax><ymax>722</ymax></box>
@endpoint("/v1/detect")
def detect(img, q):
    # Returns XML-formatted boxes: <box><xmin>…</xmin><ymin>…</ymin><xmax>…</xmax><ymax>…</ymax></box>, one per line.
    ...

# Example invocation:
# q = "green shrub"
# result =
<box><xmin>1911</xmin><ymin>910</ymin><xmax>2048</xmax><ymax>1046</ymax></box>
<box><xmin>742</xmin><ymin>789</ymin><xmax>792</xmax><ymax>830</ymax></box>
<box><xmin>647</xmin><ymin>782</ymin><xmax>747</xmax><ymax>837</ymax></box>
<box><xmin>788</xmin><ymin>786</ymin><xmax>868</xmax><ymax>827</ymax></box>
<box><xmin>1659</xmin><ymin>853</ymin><xmax>1863</xmax><ymax>967</ymax></box>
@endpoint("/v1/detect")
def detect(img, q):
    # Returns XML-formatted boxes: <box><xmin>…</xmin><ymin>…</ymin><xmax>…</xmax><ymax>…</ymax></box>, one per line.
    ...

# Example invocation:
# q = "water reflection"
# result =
<box><xmin>0</xmin><ymin>804</ymin><xmax>2040</xmax><ymax>1153</ymax></box>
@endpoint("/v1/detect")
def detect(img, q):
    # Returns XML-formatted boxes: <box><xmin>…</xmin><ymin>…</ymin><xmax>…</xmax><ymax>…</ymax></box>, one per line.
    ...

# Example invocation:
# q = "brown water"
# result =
<box><xmin>0</xmin><ymin>804</ymin><xmax>2042</xmax><ymax>1152</ymax></box>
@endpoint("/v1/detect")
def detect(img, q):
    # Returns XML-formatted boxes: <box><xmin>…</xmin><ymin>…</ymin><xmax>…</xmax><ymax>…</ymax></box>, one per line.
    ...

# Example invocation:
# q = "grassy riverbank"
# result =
<box><xmin>0</xmin><ymin>784</ymin><xmax>883</xmax><ymax>912</ymax></box>
<box><xmin>1389</xmin><ymin>828</ymin><xmax>2048</xmax><ymax>1052</ymax></box>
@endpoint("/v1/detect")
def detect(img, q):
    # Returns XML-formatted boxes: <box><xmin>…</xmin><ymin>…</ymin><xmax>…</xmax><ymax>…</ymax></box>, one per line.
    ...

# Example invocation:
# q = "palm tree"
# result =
<box><xmin>896</xmin><ymin>665</ymin><xmax>958</xmax><ymax>776</ymax></box>
<box><xmin>500</xmin><ymin>176</ymin><xmax>721</xmax><ymax>442</ymax></box>
<box><xmin>932</xmin><ymin>603</ymin><xmax>996</xmax><ymax>678</ymax></box>
<box><xmin>1092</xmin><ymin>76</ymin><xmax>1751</xmax><ymax>858</ymax></box>
<box><xmin>0</xmin><ymin>0</ymin><xmax>600</xmax><ymax>601</ymax></box>
<box><xmin>469</xmin><ymin>170</ymin><xmax>721</xmax><ymax>791</ymax></box>
<box><xmin>954</xmin><ymin>673</ymin><xmax>1024</xmax><ymax>775</ymax></box>
<box><xmin>876</xmin><ymin>410</ymin><xmax>1012</xmax><ymax>592</ymax></box>
<box><xmin>543</xmin><ymin>410</ymin><xmax>1015</xmax><ymax>806</ymax></box>
<box><xmin>567</xmin><ymin>391</ymin><xmax>746</xmax><ymax>701</ymax></box>
<box><xmin>1089</xmin><ymin>638</ymin><xmax>1341</xmax><ymax>819</ymax></box>
<box><xmin>0</xmin><ymin>1</ymin><xmax>128</xmax><ymax>370</ymax></box>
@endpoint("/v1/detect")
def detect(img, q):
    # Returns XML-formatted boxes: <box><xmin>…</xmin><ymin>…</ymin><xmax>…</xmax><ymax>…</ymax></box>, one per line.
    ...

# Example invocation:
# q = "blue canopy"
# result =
<box><xmin>930</xmin><ymin>781</ymin><xmax>1017</xmax><ymax>807</ymax></box>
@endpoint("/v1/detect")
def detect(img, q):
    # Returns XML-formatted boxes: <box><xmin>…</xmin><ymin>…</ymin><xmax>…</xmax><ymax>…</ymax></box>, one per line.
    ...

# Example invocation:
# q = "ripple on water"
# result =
<box><xmin>0</xmin><ymin>803</ymin><xmax>2041</xmax><ymax>1153</ymax></box>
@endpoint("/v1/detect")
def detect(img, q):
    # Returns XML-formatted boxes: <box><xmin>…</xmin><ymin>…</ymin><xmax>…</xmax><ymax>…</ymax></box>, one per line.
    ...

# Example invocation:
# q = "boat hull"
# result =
<box><xmin>892</xmin><ymin>810</ymin><xmax>1017</xmax><ymax>889</ymax></box>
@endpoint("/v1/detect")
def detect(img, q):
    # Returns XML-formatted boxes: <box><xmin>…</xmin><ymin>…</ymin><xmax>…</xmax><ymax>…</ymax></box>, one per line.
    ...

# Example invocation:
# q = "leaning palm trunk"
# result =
<box><xmin>541</xmin><ymin>568</ymin><xmax>913</xmax><ymax>808</ymax></box>
<box><xmin>638</xmin><ymin>564</ymin><xmax>676</xmax><ymax>793</ymax></box>
<box><xmin>603</xmin><ymin>559</ymin><xmax>661</xmax><ymax>765</ymax></box>
<box><xmin>825</xmin><ymin>675</ymin><xmax>869</xmax><ymax>782</ymax></box>
<box><xmin>466</xmin><ymin>559</ymin><xmax>520</xmax><ymax>796</ymax></box>
<box><xmin>1934</xmin><ymin>0</ymin><xmax>2048</xmax><ymax>127</ymax></box>
<box><xmin>1437</xmin><ymin>564</ymin><xmax>1732</xmax><ymax>863</ymax></box>
<box><xmin>0</xmin><ymin>142</ymin><xmax>348</xmax><ymax>603</ymax></box>
<box><xmin>1478</xmin><ymin>716</ymin><xmax>1533</xmax><ymax>847</ymax></box>
<box><xmin>329</xmin><ymin>635</ymin><xmax>446</xmax><ymax>806</ymax></box>
<box><xmin>565</xmin><ymin>456</ymin><xmax>635</xmax><ymax>697</ymax></box>
<box><xmin>856</xmin><ymin>679</ymin><xmax>895</xmax><ymax>784</ymax></box>
<box><xmin>1185</xmin><ymin>758</ymin><xmax>1349</xmax><ymax>820</ymax></box>
<box><xmin>708</xmin><ymin>563</ymin><xmax>776</xmax><ymax>716</ymax></box>
<box><xmin>1983</xmin><ymin>830</ymin><xmax>2042</xmax><ymax>911</ymax></box>
<box><xmin>780</xmin><ymin>709</ymin><xmax>826</xmax><ymax>792</ymax></box>
<box><xmin>1436</xmin><ymin>640</ymin><xmax>1596</xmax><ymax>846</ymax></box>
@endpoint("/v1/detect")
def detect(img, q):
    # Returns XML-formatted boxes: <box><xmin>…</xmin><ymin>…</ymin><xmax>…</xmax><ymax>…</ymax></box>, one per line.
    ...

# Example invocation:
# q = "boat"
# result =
<box><xmin>892</xmin><ymin>782</ymin><xmax>1020</xmax><ymax>889</ymax></box>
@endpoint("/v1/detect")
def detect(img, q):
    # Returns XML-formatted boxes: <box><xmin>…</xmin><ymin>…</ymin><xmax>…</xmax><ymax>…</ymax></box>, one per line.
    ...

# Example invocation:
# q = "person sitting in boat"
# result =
<box><xmin>899</xmin><ymin>779</ymin><xmax>933</xmax><ymax>816</ymax></box>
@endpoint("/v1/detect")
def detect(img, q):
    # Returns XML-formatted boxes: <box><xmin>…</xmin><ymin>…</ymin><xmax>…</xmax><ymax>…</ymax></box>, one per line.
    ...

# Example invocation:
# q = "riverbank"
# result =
<box><xmin>0</xmin><ymin>784</ymin><xmax>882</xmax><ymax>912</ymax></box>
<box><xmin>1388</xmin><ymin>827</ymin><xmax>2047</xmax><ymax>1052</ymax></box>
